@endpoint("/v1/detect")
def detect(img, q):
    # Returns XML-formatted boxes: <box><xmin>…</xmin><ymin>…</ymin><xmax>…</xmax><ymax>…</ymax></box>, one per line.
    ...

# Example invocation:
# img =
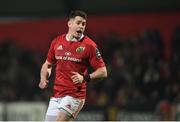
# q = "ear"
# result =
<box><xmin>68</xmin><ymin>20</ymin><xmax>71</xmax><ymax>28</ymax></box>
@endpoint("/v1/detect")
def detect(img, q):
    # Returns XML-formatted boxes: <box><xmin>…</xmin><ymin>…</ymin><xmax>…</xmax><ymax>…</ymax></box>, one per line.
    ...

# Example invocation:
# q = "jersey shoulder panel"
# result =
<box><xmin>83</xmin><ymin>36</ymin><xmax>97</xmax><ymax>47</ymax></box>
<box><xmin>50</xmin><ymin>34</ymin><xmax>65</xmax><ymax>48</ymax></box>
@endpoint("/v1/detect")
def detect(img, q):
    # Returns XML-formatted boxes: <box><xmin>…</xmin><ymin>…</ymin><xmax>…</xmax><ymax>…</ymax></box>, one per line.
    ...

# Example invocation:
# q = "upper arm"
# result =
<box><xmin>46</xmin><ymin>39</ymin><xmax>57</xmax><ymax>64</ymax></box>
<box><xmin>88</xmin><ymin>44</ymin><xmax>105</xmax><ymax>70</ymax></box>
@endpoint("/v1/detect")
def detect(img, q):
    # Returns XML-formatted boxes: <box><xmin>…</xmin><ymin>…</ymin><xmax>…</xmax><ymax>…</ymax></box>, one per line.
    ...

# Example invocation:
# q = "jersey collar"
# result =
<box><xmin>66</xmin><ymin>34</ymin><xmax>84</xmax><ymax>42</ymax></box>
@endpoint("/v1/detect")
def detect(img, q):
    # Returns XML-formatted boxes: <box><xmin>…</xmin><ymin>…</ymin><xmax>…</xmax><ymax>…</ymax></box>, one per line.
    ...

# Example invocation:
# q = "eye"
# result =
<box><xmin>82</xmin><ymin>22</ymin><xmax>86</xmax><ymax>26</ymax></box>
<box><xmin>76</xmin><ymin>20</ymin><xmax>86</xmax><ymax>27</ymax></box>
<box><xmin>76</xmin><ymin>21</ymin><xmax>81</xmax><ymax>25</ymax></box>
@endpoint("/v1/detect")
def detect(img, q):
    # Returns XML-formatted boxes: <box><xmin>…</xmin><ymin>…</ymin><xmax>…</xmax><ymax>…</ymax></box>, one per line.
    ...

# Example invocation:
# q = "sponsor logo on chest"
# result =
<box><xmin>55</xmin><ymin>45</ymin><xmax>85</xmax><ymax>62</ymax></box>
<box><xmin>65</xmin><ymin>51</ymin><xmax>71</xmax><ymax>56</ymax></box>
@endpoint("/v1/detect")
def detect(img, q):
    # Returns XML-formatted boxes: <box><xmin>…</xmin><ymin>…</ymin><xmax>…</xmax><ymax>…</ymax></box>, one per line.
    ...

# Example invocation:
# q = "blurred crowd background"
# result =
<box><xmin>0</xmin><ymin>0</ymin><xmax>180</xmax><ymax>121</ymax></box>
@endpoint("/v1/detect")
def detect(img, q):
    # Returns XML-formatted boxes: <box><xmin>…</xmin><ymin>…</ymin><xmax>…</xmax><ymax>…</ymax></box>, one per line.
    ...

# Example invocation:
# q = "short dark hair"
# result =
<box><xmin>68</xmin><ymin>10</ymin><xmax>87</xmax><ymax>20</ymax></box>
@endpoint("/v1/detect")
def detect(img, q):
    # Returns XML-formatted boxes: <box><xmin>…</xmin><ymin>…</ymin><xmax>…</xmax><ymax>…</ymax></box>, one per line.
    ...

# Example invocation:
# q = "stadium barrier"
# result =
<box><xmin>0</xmin><ymin>102</ymin><xmax>47</xmax><ymax>121</ymax></box>
<box><xmin>0</xmin><ymin>102</ymin><xmax>179</xmax><ymax>121</ymax></box>
<box><xmin>0</xmin><ymin>103</ymin><xmax>3</xmax><ymax>121</ymax></box>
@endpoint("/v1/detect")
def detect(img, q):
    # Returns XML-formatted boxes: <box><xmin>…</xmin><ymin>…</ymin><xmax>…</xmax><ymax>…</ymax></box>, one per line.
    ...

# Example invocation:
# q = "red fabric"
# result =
<box><xmin>47</xmin><ymin>34</ymin><xmax>105</xmax><ymax>99</ymax></box>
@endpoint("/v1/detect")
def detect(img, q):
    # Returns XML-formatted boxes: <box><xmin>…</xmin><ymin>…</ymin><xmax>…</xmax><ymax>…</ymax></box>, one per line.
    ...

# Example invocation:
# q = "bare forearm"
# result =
<box><xmin>89</xmin><ymin>66</ymin><xmax>107</xmax><ymax>80</ymax></box>
<box><xmin>40</xmin><ymin>61</ymin><xmax>52</xmax><ymax>81</ymax></box>
<box><xmin>71</xmin><ymin>66</ymin><xmax>107</xmax><ymax>84</ymax></box>
<box><xmin>39</xmin><ymin>61</ymin><xmax>52</xmax><ymax>89</ymax></box>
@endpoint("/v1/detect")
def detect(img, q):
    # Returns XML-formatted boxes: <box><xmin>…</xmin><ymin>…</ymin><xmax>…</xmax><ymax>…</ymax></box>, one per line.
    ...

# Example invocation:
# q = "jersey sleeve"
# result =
<box><xmin>46</xmin><ymin>39</ymin><xmax>57</xmax><ymax>64</ymax></box>
<box><xmin>89</xmin><ymin>44</ymin><xmax>105</xmax><ymax>69</ymax></box>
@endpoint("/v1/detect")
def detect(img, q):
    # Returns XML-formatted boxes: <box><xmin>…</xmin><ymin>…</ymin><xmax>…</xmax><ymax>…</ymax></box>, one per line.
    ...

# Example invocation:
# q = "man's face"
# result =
<box><xmin>68</xmin><ymin>16</ymin><xmax>86</xmax><ymax>39</ymax></box>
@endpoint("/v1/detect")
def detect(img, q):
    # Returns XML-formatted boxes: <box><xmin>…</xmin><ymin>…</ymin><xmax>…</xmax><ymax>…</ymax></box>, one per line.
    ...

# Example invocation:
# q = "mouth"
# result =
<box><xmin>76</xmin><ymin>30</ymin><xmax>83</xmax><ymax>34</ymax></box>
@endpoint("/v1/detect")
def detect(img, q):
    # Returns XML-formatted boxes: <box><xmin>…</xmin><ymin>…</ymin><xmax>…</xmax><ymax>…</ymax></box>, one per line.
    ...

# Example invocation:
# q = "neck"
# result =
<box><xmin>66</xmin><ymin>34</ymin><xmax>84</xmax><ymax>42</ymax></box>
<box><xmin>66</xmin><ymin>34</ymin><xmax>74</xmax><ymax>41</ymax></box>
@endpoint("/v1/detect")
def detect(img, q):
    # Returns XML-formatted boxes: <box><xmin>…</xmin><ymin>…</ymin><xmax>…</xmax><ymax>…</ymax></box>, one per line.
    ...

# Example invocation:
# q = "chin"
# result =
<box><xmin>75</xmin><ymin>34</ymin><xmax>81</xmax><ymax>39</ymax></box>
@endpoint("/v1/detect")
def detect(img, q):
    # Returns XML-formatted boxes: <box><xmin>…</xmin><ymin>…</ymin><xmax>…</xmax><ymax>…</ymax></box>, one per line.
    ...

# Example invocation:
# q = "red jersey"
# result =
<box><xmin>47</xmin><ymin>34</ymin><xmax>105</xmax><ymax>99</ymax></box>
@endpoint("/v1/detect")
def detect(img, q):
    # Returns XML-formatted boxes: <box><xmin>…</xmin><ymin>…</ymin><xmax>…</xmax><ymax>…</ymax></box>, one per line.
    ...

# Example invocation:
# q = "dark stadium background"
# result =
<box><xmin>0</xmin><ymin>0</ymin><xmax>179</xmax><ymax>121</ymax></box>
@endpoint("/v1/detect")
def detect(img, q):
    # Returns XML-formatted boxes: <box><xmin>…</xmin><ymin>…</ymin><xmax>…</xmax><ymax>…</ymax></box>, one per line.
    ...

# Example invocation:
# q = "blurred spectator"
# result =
<box><xmin>0</xmin><ymin>27</ymin><xmax>179</xmax><ymax>120</ymax></box>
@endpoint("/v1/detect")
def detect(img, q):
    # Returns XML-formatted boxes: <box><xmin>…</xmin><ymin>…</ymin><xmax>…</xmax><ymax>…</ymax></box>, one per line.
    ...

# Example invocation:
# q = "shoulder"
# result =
<box><xmin>83</xmin><ymin>36</ymin><xmax>97</xmax><ymax>48</ymax></box>
<box><xmin>50</xmin><ymin>34</ymin><xmax>65</xmax><ymax>45</ymax></box>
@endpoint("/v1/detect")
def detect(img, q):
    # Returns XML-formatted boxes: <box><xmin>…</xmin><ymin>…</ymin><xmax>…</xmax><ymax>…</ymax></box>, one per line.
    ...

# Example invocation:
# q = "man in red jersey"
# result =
<box><xmin>39</xmin><ymin>10</ymin><xmax>107</xmax><ymax>121</ymax></box>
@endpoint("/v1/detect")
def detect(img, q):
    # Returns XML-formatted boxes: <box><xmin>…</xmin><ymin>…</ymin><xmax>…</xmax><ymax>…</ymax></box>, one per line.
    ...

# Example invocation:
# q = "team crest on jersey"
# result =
<box><xmin>76</xmin><ymin>46</ymin><xmax>85</xmax><ymax>53</ymax></box>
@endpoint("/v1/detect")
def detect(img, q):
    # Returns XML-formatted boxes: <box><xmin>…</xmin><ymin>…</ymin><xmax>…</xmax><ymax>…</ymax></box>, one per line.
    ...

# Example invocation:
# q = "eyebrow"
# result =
<box><xmin>76</xmin><ymin>20</ymin><xmax>86</xmax><ymax>23</ymax></box>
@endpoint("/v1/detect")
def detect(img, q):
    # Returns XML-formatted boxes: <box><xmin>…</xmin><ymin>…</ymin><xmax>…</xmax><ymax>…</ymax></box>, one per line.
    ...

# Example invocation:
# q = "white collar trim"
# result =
<box><xmin>66</xmin><ymin>34</ymin><xmax>84</xmax><ymax>42</ymax></box>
